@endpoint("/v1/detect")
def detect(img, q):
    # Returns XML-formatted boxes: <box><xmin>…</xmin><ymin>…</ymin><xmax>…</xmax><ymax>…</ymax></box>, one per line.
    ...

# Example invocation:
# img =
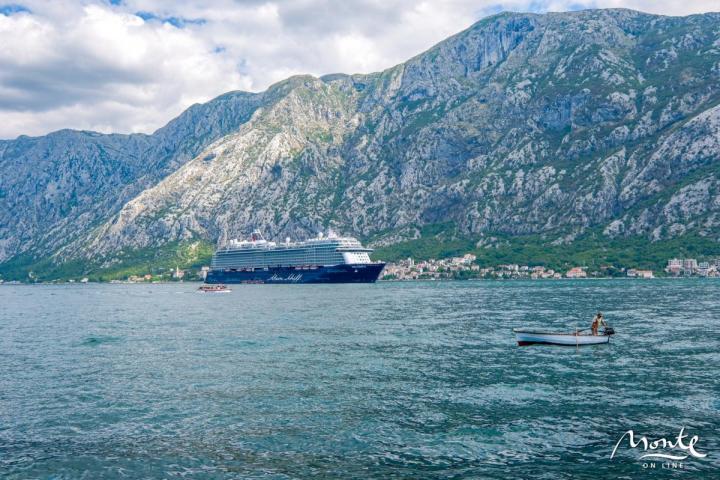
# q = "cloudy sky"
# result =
<box><xmin>0</xmin><ymin>0</ymin><xmax>717</xmax><ymax>139</ymax></box>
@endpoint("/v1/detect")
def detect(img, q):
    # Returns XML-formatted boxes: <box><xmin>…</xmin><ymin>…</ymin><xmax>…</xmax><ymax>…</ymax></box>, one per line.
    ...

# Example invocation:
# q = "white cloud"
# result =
<box><xmin>0</xmin><ymin>2</ymin><xmax>248</xmax><ymax>138</ymax></box>
<box><xmin>0</xmin><ymin>0</ymin><xmax>717</xmax><ymax>139</ymax></box>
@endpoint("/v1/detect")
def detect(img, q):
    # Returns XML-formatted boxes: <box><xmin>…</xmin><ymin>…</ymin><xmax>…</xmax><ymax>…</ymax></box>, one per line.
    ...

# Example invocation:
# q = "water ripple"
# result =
<box><xmin>0</xmin><ymin>279</ymin><xmax>718</xmax><ymax>478</ymax></box>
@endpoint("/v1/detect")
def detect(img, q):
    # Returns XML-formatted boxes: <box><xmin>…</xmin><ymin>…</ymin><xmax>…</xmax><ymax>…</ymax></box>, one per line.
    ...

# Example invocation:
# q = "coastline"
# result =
<box><xmin>3</xmin><ymin>276</ymin><xmax>718</xmax><ymax>285</ymax></box>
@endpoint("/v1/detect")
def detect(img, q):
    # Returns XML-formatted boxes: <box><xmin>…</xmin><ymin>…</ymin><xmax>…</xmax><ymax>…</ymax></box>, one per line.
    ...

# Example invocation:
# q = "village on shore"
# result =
<box><xmin>381</xmin><ymin>255</ymin><xmax>720</xmax><ymax>281</ymax></box>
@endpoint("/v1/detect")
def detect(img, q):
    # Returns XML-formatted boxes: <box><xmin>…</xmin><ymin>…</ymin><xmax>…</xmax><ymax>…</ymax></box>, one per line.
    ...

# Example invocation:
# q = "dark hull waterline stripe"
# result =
<box><xmin>205</xmin><ymin>263</ymin><xmax>385</xmax><ymax>284</ymax></box>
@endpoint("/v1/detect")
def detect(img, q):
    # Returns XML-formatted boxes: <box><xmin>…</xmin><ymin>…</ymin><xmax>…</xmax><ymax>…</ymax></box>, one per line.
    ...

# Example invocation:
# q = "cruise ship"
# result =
<box><xmin>205</xmin><ymin>231</ymin><xmax>385</xmax><ymax>284</ymax></box>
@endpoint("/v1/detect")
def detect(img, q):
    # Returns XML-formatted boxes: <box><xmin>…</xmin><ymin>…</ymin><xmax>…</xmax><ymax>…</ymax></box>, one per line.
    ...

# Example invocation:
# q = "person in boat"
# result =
<box><xmin>591</xmin><ymin>312</ymin><xmax>606</xmax><ymax>335</ymax></box>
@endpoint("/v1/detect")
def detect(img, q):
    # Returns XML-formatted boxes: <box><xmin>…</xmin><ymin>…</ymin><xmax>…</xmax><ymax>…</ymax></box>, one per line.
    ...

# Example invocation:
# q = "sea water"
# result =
<box><xmin>1</xmin><ymin>280</ymin><xmax>718</xmax><ymax>478</ymax></box>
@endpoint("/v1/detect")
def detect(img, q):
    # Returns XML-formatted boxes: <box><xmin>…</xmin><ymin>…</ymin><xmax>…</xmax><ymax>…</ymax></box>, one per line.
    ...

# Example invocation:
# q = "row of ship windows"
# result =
<box><xmin>217</xmin><ymin>248</ymin><xmax>342</xmax><ymax>257</ymax></box>
<box><xmin>213</xmin><ymin>261</ymin><xmax>344</xmax><ymax>267</ymax></box>
<box><xmin>215</xmin><ymin>252</ymin><xmax>345</xmax><ymax>260</ymax></box>
<box><xmin>213</xmin><ymin>252</ymin><xmax>346</xmax><ymax>267</ymax></box>
<box><xmin>223</xmin><ymin>244</ymin><xmax>346</xmax><ymax>252</ymax></box>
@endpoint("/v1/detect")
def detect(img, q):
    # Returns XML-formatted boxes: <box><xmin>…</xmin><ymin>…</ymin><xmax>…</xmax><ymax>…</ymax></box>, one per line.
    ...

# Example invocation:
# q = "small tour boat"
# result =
<box><xmin>514</xmin><ymin>327</ymin><xmax>615</xmax><ymax>346</ymax></box>
<box><xmin>197</xmin><ymin>284</ymin><xmax>231</xmax><ymax>293</ymax></box>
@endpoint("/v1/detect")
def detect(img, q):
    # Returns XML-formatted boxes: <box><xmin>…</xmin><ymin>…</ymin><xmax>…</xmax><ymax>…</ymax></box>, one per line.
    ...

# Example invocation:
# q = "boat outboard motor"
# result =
<box><xmin>604</xmin><ymin>327</ymin><xmax>615</xmax><ymax>336</ymax></box>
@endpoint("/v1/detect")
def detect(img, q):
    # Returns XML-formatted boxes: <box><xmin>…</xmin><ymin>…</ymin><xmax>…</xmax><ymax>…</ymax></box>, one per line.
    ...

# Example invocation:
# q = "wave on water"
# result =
<box><xmin>79</xmin><ymin>335</ymin><xmax>122</xmax><ymax>347</ymax></box>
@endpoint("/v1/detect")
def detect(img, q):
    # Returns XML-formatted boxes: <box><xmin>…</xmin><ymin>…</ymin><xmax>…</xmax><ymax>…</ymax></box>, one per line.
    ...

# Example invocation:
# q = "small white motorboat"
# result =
<box><xmin>197</xmin><ymin>284</ymin><xmax>231</xmax><ymax>293</ymax></box>
<box><xmin>513</xmin><ymin>327</ymin><xmax>615</xmax><ymax>346</ymax></box>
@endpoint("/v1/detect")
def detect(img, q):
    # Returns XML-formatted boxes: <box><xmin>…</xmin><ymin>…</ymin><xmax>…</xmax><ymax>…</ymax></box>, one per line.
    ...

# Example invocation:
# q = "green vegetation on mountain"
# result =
<box><xmin>374</xmin><ymin>229</ymin><xmax>720</xmax><ymax>273</ymax></box>
<box><xmin>0</xmin><ymin>241</ymin><xmax>212</xmax><ymax>282</ymax></box>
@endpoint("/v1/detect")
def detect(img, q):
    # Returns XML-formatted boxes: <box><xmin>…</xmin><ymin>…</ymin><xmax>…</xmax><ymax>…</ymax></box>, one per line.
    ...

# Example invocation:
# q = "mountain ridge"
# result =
<box><xmin>3</xmin><ymin>8</ymin><xmax>720</xmax><ymax>279</ymax></box>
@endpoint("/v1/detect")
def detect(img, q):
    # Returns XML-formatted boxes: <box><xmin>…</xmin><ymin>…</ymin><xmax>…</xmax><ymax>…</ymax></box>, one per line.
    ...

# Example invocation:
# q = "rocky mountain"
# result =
<box><xmin>0</xmin><ymin>90</ymin><xmax>262</xmax><ymax>263</ymax></box>
<box><xmin>3</xmin><ymin>8</ymin><xmax>720</xmax><ymax>278</ymax></box>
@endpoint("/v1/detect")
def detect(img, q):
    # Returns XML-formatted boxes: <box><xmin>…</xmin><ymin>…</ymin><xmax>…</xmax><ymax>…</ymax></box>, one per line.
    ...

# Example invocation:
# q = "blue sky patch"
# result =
<box><xmin>0</xmin><ymin>4</ymin><xmax>31</xmax><ymax>15</ymax></box>
<box><xmin>135</xmin><ymin>11</ymin><xmax>206</xmax><ymax>28</ymax></box>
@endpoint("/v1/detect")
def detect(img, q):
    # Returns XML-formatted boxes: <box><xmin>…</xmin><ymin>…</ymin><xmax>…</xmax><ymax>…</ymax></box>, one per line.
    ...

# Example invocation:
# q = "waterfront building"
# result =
<box><xmin>683</xmin><ymin>259</ymin><xmax>698</xmax><ymax>274</ymax></box>
<box><xmin>451</xmin><ymin>254</ymin><xmax>476</xmax><ymax>265</ymax></box>
<box><xmin>566</xmin><ymin>267</ymin><xmax>587</xmax><ymax>278</ymax></box>
<box><xmin>667</xmin><ymin>258</ymin><xmax>682</xmax><ymax>275</ymax></box>
<box><xmin>628</xmin><ymin>269</ymin><xmax>654</xmax><ymax>278</ymax></box>
<box><xmin>698</xmin><ymin>262</ymin><xmax>710</xmax><ymax>277</ymax></box>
